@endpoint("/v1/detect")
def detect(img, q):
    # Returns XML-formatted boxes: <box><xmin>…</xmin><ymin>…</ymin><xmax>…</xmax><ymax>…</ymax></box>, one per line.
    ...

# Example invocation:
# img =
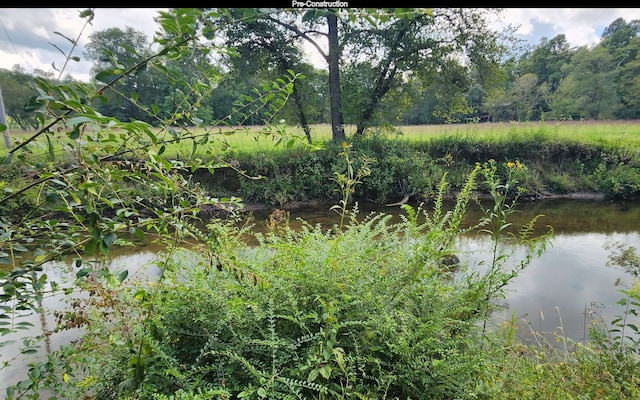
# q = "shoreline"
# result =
<box><xmin>202</xmin><ymin>191</ymin><xmax>614</xmax><ymax>216</ymax></box>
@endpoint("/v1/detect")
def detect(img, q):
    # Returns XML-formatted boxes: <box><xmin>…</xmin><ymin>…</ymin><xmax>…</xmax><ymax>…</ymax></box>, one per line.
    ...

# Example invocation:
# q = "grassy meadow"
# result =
<box><xmin>3</xmin><ymin>120</ymin><xmax>640</xmax><ymax>160</ymax></box>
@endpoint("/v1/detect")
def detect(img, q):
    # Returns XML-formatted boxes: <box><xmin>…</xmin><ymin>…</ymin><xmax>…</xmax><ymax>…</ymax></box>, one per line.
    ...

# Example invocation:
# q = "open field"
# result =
<box><xmin>2</xmin><ymin>120</ymin><xmax>640</xmax><ymax>161</ymax></box>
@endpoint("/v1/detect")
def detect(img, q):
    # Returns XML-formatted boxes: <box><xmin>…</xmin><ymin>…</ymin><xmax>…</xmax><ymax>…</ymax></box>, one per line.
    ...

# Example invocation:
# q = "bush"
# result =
<box><xmin>45</xmin><ymin>162</ymin><xmax>557</xmax><ymax>399</ymax></box>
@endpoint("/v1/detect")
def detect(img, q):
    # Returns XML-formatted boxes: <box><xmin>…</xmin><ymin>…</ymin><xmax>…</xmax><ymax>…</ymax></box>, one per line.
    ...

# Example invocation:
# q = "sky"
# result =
<box><xmin>1</xmin><ymin>8</ymin><xmax>640</xmax><ymax>83</ymax></box>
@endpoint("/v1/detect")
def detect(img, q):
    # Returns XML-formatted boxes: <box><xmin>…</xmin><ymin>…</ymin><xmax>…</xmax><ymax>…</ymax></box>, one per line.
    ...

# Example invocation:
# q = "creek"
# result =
<box><xmin>2</xmin><ymin>197</ymin><xmax>640</xmax><ymax>393</ymax></box>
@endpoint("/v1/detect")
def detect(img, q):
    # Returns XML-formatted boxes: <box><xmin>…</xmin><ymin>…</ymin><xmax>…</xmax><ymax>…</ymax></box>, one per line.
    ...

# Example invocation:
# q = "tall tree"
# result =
<box><xmin>600</xmin><ymin>17</ymin><xmax>640</xmax><ymax>119</ymax></box>
<box><xmin>518</xmin><ymin>35</ymin><xmax>574</xmax><ymax>92</ymax></box>
<box><xmin>510</xmin><ymin>73</ymin><xmax>550</xmax><ymax>121</ymax></box>
<box><xmin>205</xmin><ymin>8</ymin><xmax>510</xmax><ymax>141</ymax></box>
<box><xmin>342</xmin><ymin>8</ymin><xmax>508</xmax><ymax>135</ymax></box>
<box><xmin>213</xmin><ymin>9</ymin><xmax>322</xmax><ymax>143</ymax></box>
<box><xmin>601</xmin><ymin>17</ymin><xmax>640</xmax><ymax>54</ymax></box>
<box><xmin>84</xmin><ymin>27</ymin><xmax>153</xmax><ymax>121</ymax></box>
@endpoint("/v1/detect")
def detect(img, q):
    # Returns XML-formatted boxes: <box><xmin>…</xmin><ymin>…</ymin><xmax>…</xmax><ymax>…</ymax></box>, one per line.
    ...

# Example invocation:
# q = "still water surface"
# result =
<box><xmin>2</xmin><ymin>197</ymin><xmax>640</xmax><ymax>392</ymax></box>
<box><xmin>251</xmin><ymin>197</ymin><xmax>640</xmax><ymax>346</ymax></box>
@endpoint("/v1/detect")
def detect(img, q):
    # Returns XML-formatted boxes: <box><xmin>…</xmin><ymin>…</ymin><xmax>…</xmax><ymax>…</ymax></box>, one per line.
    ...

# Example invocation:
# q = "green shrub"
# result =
<box><xmin>46</xmin><ymin>162</ymin><xmax>558</xmax><ymax>399</ymax></box>
<box><xmin>601</xmin><ymin>165</ymin><xmax>640</xmax><ymax>199</ymax></box>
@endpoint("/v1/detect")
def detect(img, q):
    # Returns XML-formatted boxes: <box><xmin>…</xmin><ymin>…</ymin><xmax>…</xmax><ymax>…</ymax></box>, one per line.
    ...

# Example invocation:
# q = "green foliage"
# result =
<box><xmin>475</xmin><ymin>159</ymin><xmax>554</xmax><ymax>335</ymax></box>
<box><xmin>0</xmin><ymin>8</ymin><xmax>303</xmax><ymax>399</ymax></box>
<box><xmin>330</xmin><ymin>142</ymin><xmax>375</xmax><ymax>229</ymax></box>
<box><xmin>2</xmin><ymin>7</ymin><xmax>640</xmax><ymax>400</ymax></box>
<box><xmin>40</xmin><ymin>156</ymin><xmax>558</xmax><ymax>399</ymax></box>
<box><xmin>600</xmin><ymin>164</ymin><xmax>640</xmax><ymax>199</ymax></box>
<box><xmin>0</xmin><ymin>68</ymin><xmax>42</xmax><ymax>130</ymax></box>
<box><xmin>205</xmin><ymin>122</ymin><xmax>640</xmax><ymax>208</ymax></box>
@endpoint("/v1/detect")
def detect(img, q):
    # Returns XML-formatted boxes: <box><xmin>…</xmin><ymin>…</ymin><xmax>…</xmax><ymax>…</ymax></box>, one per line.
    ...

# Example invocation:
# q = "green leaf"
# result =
<box><xmin>53</xmin><ymin>31</ymin><xmax>76</xmax><ymax>45</ymax></box>
<box><xmin>79</xmin><ymin>9</ymin><xmax>94</xmax><ymax>19</ymax></box>
<box><xmin>308</xmin><ymin>368</ymin><xmax>319</xmax><ymax>382</ymax></box>
<box><xmin>68</xmin><ymin>125</ymin><xmax>81</xmax><ymax>140</ymax></box>
<box><xmin>94</xmin><ymin>70</ymin><xmax>120</xmax><ymax>83</ymax></box>
<box><xmin>118</xmin><ymin>269</ymin><xmax>129</xmax><ymax>283</ymax></box>
<box><xmin>76</xmin><ymin>268</ymin><xmax>92</xmax><ymax>279</ymax></box>
<box><xmin>48</xmin><ymin>42</ymin><xmax>66</xmax><ymax>57</ymax></box>
<box><xmin>83</xmin><ymin>239</ymin><xmax>97</xmax><ymax>255</ymax></box>
<box><xmin>24</xmin><ymin>95</ymin><xmax>44</xmax><ymax>112</ymax></box>
<box><xmin>67</xmin><ymin>116</ymin><xmax>95</xmax><ymax>126</ymax></box>
<box><xmin>103</xmin><ymin>232</ymin><xmax>118</xmax><ymax>248</ymax></box>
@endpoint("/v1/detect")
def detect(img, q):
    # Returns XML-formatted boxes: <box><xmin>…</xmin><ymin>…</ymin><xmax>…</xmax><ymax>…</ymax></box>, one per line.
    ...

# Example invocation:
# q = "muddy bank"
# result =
<box><xmin>200</xmin><ymin>191</ymin><xmax>609</xmax><ymax>217</ymax></box>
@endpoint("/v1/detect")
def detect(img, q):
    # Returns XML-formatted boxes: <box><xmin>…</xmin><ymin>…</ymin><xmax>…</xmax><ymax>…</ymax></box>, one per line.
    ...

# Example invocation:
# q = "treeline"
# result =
<box><xmin>1</xmin><ymin>10</ymin><xmax>639</xmax><ymax>133</ymax></box>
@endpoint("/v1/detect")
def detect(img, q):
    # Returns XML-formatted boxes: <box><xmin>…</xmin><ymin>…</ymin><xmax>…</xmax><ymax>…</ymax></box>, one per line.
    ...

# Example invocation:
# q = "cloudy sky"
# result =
<box><xmin>1</xmin><ymin>8</ymin><xmax>639</xmax><ymax>82</ymax></box>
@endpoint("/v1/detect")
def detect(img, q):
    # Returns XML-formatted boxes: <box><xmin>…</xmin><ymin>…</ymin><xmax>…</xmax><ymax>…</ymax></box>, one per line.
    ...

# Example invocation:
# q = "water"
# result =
<box><xmin>249</xmin><ymin>197</ymin><xmax>640</xmax><ymax>347</ymax></box>
<box><xmin>0</xmin><ymin>249</ymin><xmax>164</xmax><ymax>395</ymax></box>
<box><xmin>459</xmin><ymin>231</ymin><xmax>638</xmax><ymax>347</ymax></box>
<box><xmin>1</xmin><ymin>197</ymin><xmax>639</xmax><ymax>393</ymax></box>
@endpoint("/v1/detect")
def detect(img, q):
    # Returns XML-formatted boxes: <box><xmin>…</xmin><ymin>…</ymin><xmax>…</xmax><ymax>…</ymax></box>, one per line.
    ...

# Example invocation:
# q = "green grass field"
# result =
<box><xmin>3</xmin><ymin>120</ymin><xmax>640</xmax><ymax>161</ymax></box>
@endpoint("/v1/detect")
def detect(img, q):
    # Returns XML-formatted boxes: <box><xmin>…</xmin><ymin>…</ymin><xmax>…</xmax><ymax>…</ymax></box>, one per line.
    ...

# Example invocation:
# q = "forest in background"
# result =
<box><xmin>1</xmin><ymin>10</ymin><xmax>640</xmax><ymax>142</ymax></box>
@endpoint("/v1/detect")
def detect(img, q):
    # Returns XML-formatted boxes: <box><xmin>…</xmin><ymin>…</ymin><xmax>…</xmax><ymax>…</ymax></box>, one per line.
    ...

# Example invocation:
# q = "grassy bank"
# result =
<box><xmin>189</xmin><ymin>121</ymin><xmax>640</xmax><ymax>206</ymax></box>
<box><xmin>2</xmin><ymin>121</ymin><xmax>639</xmax><ymax>216</ymax></box>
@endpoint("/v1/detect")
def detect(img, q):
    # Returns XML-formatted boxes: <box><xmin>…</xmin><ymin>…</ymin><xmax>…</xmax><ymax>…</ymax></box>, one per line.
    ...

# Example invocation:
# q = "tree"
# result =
<box><xmin>341</xmin><ymin>8</ymin><xmax>507</xmax><ymax>134</ymax></box>
<box><xmin>518</xmin><ymin>35</ymin><xmax>574</xmax><ymax>92</ymax></box>
<box><xmin>213</xmin><ymin>9</ymin><xmax>323</xmax><ymax>143</ymax></box>
<box><xmin>599</xmin><ymin>18</ymin><xmax>640</xmax><ymax>119</ymax></box>
<box><xmin>484</xmin><ymin>88</ymin><xmax>518</xmax><ymax>122</ymax></box>
<box><xmin>84</xmin><ymin>27</ymin><xmax>157</xmax><ymax>122</ymax></box>
<box><xmin>511</xmin><ymin>73</ymin><xmax>550</xmax><ymax>121</ymax></box>
<box><xmin>616</xmin><ymin>36</ymin><xmax>640</xmax><ymax>118</ymax></box>
<box><xmin>402</xmin><ymin>58</ymin><xmax>476</xmax><ymax>124</ymax></box>
<box><xmin>0</xmin><ymin>68</ymin><xmax>40</xmax><ymax>130</ymax></box>
<box><xmin>601</xmin><ymin>17</ymin><xmax>640</xmax><ymax>55</ymax></box>
<box><xmin>206</xmin><ymin>8</ymin><xmax>510</xmax><ymax>141</ymax></box>
<box><xmin>551</xmin><ymin>46</ymin><xmax>620</xmax><ymax>120</ymax></box>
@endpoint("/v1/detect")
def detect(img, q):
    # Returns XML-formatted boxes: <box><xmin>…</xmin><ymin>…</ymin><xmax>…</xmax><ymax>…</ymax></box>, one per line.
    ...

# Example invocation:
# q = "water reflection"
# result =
<box><xmin>458</xmin><ymin>232</ymin><xmax>639</xmax><ymax>347</ymax></box>
<box><xmin>243</xmin><ymin>198</ymin><xmax>640</xmax><ymax>239</ymax></box>
<box><xmin>2</xmin><ymin>198</ymin><xmax>639</xmax><ymax>391</ymax></box>
<box><xmin>0</xmin><ymin>250</ymin><xmax>164</xmax><ymax>392</ymax></box>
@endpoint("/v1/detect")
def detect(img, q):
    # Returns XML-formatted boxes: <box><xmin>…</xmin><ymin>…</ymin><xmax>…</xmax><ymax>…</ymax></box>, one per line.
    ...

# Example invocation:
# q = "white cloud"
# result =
<box><xmin>32</xmin><ymin>25</ymin><xmax>51</xmax><ymax>41</ymax></box>
<box><xmin>1</xmin><ymin>8</ymin><xmax>640</xmax><ymax>81</ymax></box>
<box><xmin>503</xmin><ymin>8</ymin><xmax>640</xmax><ymax>47</ymax></box>
<box><xmin>0</xmin><ymin>8</ymin><xmax>165</xmax><ymax>81</ymax></box>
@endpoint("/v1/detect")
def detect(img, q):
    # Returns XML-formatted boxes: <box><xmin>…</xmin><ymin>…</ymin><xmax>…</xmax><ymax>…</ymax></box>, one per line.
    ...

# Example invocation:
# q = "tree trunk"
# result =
<box><xmin>354</xmin><ymin>66</ymin><xmax>396</xmax><ymax>136</ymax></box>
<box><xmin>291</xmin><ymin>83</ymin><xmax>312</xmax><ymax>144</ymax></box>
<box><xmin>0</xmin><ymin>87</ymin><xmax>10</xmax><ymax>149</ymax></box>
<box><xmin>327</xmin><ymin>13</ymin><xmax>346</xmax><ymax>143</ymax></box>
<box><xmin>275</xmin><ymin>54</ymin><xmax>312</xmax><ymax>145</ymax></box>
<box><xmin>354</xmin><ymin>21</ymin><xmax>409</xmax><ymax>136</ymax></box>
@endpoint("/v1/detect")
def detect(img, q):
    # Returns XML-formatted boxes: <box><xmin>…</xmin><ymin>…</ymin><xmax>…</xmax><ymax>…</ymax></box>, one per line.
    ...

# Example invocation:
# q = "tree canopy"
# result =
<box><xmin>2</xmin><ymin>10</ymin><xmax>640</xmax><ymax>136</ymax></box>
